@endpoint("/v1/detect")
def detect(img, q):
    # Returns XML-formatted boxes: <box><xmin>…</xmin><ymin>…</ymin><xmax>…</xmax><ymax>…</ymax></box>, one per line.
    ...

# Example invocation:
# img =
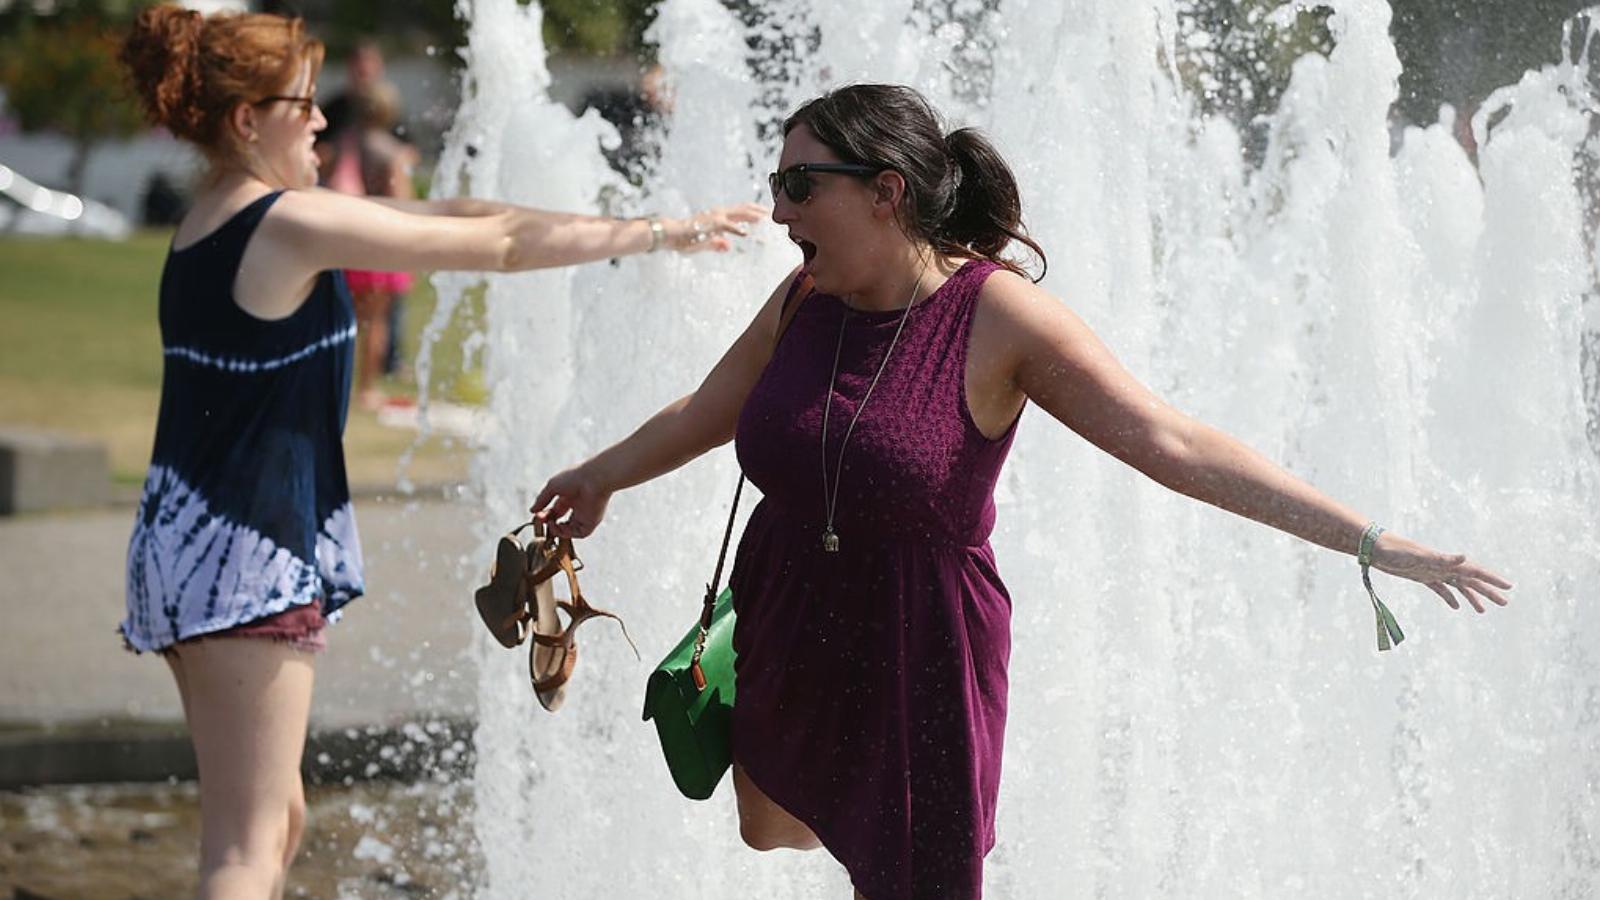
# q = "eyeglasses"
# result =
<box><xmin>253</xmin><ymin>94</ymin><xmax>317</xmax><ymax>119</ymax></box>
<box><xmin>767</xmin><ymin>162</ymin><xmax>883</xmax><ymax>204</ymax></box>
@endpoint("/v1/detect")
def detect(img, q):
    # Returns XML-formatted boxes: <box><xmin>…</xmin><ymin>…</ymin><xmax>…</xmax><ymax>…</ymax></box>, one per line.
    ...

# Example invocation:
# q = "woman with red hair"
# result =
<box><xmin>119</xmin><ymin>6</ymin><xmax>761</xmax><ymax>896</ymax></box>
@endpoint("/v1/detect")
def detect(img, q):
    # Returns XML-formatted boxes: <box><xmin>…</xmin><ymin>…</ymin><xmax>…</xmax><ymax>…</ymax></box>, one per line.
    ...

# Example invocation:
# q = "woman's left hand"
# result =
<box><xmin>662</xmin><ymin>203</ymin><xmax>768</xmax><ymax>253</ymax></box>
<box><xmin>529</xmin><ymin>463</ymin><xmax>613</xmax><ymax>540</ymax></box>
<box><xmin>1370</xmin><ymin>533</ymin><xmax>1513</xmax><ymax>613</ymax></box>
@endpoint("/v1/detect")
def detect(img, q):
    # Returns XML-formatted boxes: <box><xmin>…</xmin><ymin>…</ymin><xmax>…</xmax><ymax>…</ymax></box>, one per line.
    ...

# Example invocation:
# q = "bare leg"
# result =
<box><xmin>164</xmin><ymin>650</ymin><xmax>192</xmax><ymax>720</ymax></box>
<box><xmin>732</xmin><ymin>762</ymin><xmax>822</xmax><ymax>852</ymax></box>
<box><xmin>352</xmin><ymin>288</ymin><xmax>393</xmax><ymax>410</ymax></box>
<box><xmin>167</xmin><ymin>639</ymin><xmax>316</xmax><ymax>900</ymax></box>
<box><xmin>733</xmin><ymin>763</ymin><xmax>873</xmax><ymax>897</ymax></box>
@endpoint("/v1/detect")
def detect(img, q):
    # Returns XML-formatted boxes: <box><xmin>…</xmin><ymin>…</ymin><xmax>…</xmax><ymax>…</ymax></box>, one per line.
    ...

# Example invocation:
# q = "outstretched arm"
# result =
<box><xmin>230</xmin><ymin>190</ymin><xmax>766</xmax><ymax>319</ymax></box>
<box><xmin>529</xmin><ymin>271</ymin><xmax>800</xmax><ymax>538</ymax></box>
<box><xmin>270</xmin><ymin>189</ymin><xmax>767</xmax><ymax>278</ymax></box>
<box><xmin>978</xmin><ymin>272</ymin><xmax>1511</xmax><ymax>613</ymax></box>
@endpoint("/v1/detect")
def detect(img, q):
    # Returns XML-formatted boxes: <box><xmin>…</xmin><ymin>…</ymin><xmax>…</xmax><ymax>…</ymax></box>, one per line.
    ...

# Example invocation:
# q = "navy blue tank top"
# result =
<box><xmin>123</xmin><ymin>190</ymin><xmax>365</xmax><ymax>652</ymax></box>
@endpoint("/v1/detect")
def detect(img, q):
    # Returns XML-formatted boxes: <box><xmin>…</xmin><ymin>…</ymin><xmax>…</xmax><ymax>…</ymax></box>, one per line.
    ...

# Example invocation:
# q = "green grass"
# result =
<box><xmin>0</xmin><ymin>232</ymin><xmax>486</xmax><ymax>488</ymax></box>
<box><xmin>0</xmin><ymin>233</ymin><xmax>167</xmax><ymax>390</ymax></box>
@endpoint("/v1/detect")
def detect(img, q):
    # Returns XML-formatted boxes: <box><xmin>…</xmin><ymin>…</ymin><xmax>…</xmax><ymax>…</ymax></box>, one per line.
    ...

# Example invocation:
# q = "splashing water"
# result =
<box><xmin>427</xmin><ymin>0</ymin><xmax>1600</xmax><ymax>895</ymax></box>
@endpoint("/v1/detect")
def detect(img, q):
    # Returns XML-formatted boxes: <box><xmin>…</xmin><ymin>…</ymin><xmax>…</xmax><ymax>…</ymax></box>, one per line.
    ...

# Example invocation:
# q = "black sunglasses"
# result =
<box><xmin>767</xmin><ymin>163</ymin><xmax>883</xmax><ymax>204</ymax></box>
<box><xmin>254</xmin><ymin>94</ymin><xmax>317</xmax><ymax>119</ymax></box>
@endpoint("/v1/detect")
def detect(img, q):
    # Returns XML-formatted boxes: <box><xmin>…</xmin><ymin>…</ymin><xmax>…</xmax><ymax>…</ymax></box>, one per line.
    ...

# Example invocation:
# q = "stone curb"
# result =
<box><xmin>0</xmin><ymin>717</ymin><xmax>476</xmax><ymax>789</ymax></box>
<box><xmin>99</xmin><ymin>480</ymin><xmax>468</xmax><ymax>510</ymax></box>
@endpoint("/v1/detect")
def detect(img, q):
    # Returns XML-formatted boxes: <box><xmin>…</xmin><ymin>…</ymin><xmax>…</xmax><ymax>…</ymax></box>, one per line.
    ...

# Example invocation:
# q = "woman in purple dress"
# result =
<box><xmin>531</xmin><ymin>84</ymin><xmax>1512</xmax><ymax>899</ymax></box>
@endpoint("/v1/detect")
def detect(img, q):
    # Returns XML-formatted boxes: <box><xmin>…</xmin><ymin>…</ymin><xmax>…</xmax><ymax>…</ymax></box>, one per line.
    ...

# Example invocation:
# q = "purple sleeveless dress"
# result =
<box><xmin>731</xmin><ymin>259</ymin><xmax>1018</xmax><ymax>900</ymax></box>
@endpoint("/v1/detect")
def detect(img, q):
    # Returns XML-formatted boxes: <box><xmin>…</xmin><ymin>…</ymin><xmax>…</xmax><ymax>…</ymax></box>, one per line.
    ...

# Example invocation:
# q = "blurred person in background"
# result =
<box><xmin>592</xmin><ymin>60</ymin><xmax>672</xmax><ymax>180</ymax></box>
<box><xmin>314</xmin><ymin>38</ymin><xmax>386</xmax><ymax>179</ymax></box>
<box><xmin>140</xmin><ymin>170</ymin><xmax>188</xmax><ymax>226</ymax></box>
<box><xmin>317</xmin><ymin>41</ymin><xmax>415</xmax><ymax>407</ymax></box>
<box><xmin>339</xmin><ymin>80</ymin><xmax>419</xmax><ymax>410</ymax></box>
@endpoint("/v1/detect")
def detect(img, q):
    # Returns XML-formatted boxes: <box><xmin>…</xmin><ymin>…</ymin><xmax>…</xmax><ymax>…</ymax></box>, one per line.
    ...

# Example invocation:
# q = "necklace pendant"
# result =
<box><xmin>822</xmin><ymin>527</ymin><xmax>840</xmax><ymax>553</ymax></box>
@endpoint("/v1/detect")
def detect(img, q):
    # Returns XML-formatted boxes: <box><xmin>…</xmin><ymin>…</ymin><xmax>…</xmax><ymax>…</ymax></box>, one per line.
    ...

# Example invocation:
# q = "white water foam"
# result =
<box><xmin>429</xmin><ymin>1</ymin><xmax>1600</xmax><ymax>895</ymax></box>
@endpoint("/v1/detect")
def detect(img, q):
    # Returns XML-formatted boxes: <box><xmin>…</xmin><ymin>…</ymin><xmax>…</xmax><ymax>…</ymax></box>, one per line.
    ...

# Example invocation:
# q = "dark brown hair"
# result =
<box><xmin>784</xmin><ymin>84</ymin><xmax>1047</xmax><ymax>281</ymax></box>
<box><xmin>120</xmin><ymin>4</ymin><xmax>324</xmax><ymax>159</ymax></box>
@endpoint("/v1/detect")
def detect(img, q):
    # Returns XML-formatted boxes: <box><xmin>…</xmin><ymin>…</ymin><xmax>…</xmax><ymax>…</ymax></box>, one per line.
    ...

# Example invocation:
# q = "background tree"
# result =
<box><xmin>272</xmin><ymin>0</ymin><xmax>654</xmax><ymax>58</ymax></box>
<box><xmin>1168</xmin><ymin>0</ymin><xmax>1585</xmax><ymax>160</ymax></box>
<box><xmin>540</xmin><ymin>0</ymin><xmax>657</xmax><ymax>56</ymax></box>
<box><xmin>0</xmin><ymin>8</ymin><xmax>145</xmax><ymax>197</ymax></box>
<box><xmin>1169</xmin><ymin>1</ymin><xmax>1335</xmax><ymax>163</ymax></box>
<box><xmin>1390</xmin><ymin>0</ymin><xmax>1590</xmax><ymax>124</ymax></box>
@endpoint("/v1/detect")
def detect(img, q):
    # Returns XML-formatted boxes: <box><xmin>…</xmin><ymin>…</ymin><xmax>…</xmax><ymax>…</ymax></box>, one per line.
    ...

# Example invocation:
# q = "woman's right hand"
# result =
<box><xmin>660</xmin><ymin>203</ymin><xmax>768</xmax><ymax>253</ymax></box>
<box><xmin>530</xmin><ymin>463</ymin><xmax>613</xmax><ymax>540</ymax></box>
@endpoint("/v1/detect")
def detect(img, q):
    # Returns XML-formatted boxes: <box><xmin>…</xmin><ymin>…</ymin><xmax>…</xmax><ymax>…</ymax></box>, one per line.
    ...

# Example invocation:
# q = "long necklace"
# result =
<box><xmin>819</xmin><ymin>267</ymin><xmax>926</xmax><ymax>552</ymax></box>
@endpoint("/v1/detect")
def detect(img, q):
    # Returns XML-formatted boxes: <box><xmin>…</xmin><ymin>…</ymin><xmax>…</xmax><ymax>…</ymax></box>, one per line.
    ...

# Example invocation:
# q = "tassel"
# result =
<box><xmin>1364</xmin><ymin>566</ymin><xmax>1406</xmax><ymax>651</ymax></box>
<box><xmin>690</xmin><ymin>625</ymin><xmax>710</xmax><ymax>692</ymax></box>
<box><xmin>1359</xmin><ymin>523</ymin><xmax>1405</xmax><ymax>652</ymax></box>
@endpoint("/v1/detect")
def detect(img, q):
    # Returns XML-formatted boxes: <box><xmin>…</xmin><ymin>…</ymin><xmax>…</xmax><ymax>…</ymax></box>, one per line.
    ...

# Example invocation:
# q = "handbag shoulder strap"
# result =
<box><xmin>700</xmin><ymin>271</ymin><xmax>812</xmax><ymax>626</ymax></box>
<box><xmin>773</xmin><ymin>269</ymin><xmax>812</xmax><ymax>339</ymax></box>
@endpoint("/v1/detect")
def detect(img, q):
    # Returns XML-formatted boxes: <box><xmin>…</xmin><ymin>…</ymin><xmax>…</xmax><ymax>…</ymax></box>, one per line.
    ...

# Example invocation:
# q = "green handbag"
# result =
<box><xmin>641</xmin><ymin>275</ymin><xmax>809</xmax><ymax>800</ymax></box>
<box><xmin>641</xmin><ymin>477</ymin><xmax>744</xmax><ymax>801</ymax></box>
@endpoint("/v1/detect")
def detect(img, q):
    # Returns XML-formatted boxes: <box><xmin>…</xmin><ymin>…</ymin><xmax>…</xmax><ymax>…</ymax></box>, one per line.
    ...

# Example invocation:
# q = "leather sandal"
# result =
<box><xmin>528</xmin><ymin>538</ymin><xmax>639</xmax><ymax>711</ymax></box>
<box><xmin>473</xmin><ymin>521</ymin><xmax>562</xmax><ymax>649</ymax></box>
<box><xmin>473</xmin><ymin>521</ymin><xmax>638</xmax><ymax>712</ymax></box>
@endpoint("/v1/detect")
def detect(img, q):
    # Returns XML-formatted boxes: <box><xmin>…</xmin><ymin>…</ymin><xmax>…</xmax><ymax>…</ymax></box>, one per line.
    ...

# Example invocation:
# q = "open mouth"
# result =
<box><xmin>793</xmin><ymin>237</ymin><xmax>818</xmax><ymax>266</ymax></box>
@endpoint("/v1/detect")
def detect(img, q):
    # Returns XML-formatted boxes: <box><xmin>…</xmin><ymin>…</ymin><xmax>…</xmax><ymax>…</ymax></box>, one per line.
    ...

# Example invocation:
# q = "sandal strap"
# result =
<box><xmin>522</xmin><ymin>533</ymin><xmax>565</xmax><ymax>586</ymax></box>
<box><xmin>531</xmin><ymin>642</ymin><xmax>577</xmax><ymax>694</ymax></box>
<box><xmin>533</xmin><ymin>667</ymin><xmax>573</xmax><ymax>694</ymax></box>
<box><xmin>531</xmin><ymin>629</ymin><xmax>569</xmax><ymax>648</ymax></box>
<box><xmin>559</xmin><ymin>553</ymin><xmax>641</xmax><ymax>660</ymax></box>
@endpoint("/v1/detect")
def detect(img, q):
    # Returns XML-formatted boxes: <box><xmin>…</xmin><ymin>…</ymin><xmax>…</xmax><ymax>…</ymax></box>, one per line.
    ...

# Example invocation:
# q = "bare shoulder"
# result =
<box><xmin>265</xmin><ymin>188</ymin><xmax>372</xmax><ymax>235</ymax></box>
<box><xmin>260</xmin><ymin>188</ymin><xmax>428</xmax><ymax>263</ymax></box>
<box><xmin>974</xmin><ymin>266</ymin><xmax>1070</xmax><ymax>338</ymax></box>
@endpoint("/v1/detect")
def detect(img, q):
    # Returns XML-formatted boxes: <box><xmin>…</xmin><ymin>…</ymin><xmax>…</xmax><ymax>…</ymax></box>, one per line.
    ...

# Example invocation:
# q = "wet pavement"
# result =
<box><xmin>0</xmin><ymin>491</ymin><xmax>493</xmax><ymax>897</ymax></box>
<box><xmin>1</xmin><ymin>779</ymin><xmax>480</xmax><ymax>899</ymax></box>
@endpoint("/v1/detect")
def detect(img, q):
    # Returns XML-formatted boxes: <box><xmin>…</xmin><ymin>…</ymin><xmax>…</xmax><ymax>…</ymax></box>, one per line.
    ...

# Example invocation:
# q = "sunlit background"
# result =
<box><xmin>2</xmin><ymin>1</ymin><xmax>1598</xmax><ymax>897</ymax></box>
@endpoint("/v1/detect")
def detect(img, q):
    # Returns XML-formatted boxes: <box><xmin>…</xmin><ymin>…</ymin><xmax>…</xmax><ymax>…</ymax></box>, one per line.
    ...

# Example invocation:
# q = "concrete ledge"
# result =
<box><xmin>0</xmin><ymin>427</ymin><xmax>109</xmax><ymax>515</ymax></box>
<box><xmin>104</xmin><ymin>477</ymin><xmax>467</xmax><ymax>509</ymax></box>
<box><xmin>0</xmin><ymin>717</ymin><xmax>475</xmax><ymax>788</ymax></box>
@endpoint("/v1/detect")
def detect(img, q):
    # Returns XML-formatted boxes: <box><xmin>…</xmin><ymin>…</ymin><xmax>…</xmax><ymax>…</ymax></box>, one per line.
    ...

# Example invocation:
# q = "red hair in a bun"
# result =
<box><xmin>120</xmin><ymin>4</ymin><xmax>323</xmax><ymax>157</ymax></box>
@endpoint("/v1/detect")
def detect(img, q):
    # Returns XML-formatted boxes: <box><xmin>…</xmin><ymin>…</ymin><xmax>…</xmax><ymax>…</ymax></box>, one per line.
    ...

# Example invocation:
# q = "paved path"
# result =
<box><xmin>0</xmin><ymin>494</ymin><xmax>483</xmax><ymax>733</ymax></box>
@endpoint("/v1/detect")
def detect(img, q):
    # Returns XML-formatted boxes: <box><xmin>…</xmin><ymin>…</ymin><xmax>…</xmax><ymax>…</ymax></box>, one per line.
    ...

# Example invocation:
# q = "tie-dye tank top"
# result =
<box><xmin>122</xmin><ymin>190</ymin><xmax>365</xmax><ymax>652</ymax></box>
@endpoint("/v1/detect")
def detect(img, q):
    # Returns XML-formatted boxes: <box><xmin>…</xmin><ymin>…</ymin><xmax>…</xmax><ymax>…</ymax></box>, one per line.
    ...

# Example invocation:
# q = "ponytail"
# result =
<box><xmin>937</xmin><ymin>127</ymin><xmax>1047</xmax><ymax>282</ymax></box>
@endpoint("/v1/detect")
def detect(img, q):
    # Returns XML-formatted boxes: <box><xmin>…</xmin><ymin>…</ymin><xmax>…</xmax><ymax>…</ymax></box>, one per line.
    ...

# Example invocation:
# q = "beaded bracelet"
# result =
<box><xmin>1359</xmin><ymin>522</ymin><xmax>1406</xmax><ymax>651</ymax></box>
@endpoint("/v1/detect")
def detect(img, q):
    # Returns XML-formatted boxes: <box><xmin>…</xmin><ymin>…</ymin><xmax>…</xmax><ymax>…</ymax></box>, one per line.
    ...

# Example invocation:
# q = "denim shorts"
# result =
<box><xmin>161</xmin><ymin>600</ymin><xmax>328</xmax><ymax>655</ymax></box>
